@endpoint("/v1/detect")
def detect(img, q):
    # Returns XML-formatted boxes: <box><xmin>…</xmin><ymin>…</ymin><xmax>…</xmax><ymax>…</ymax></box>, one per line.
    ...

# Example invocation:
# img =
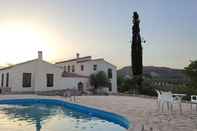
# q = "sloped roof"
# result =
<box><xmin>55</xmin><ymin>56</ymin><xmax>91</xmax><ymax>64</ymax></box>
<box><xmin>56</xmin><ymin>56</ymin><xmax>116</xmax><ymax>68</ymax></box>
<box><xmin>0</xmin><ymin>59</ymin><xmax>37</xmax><ymax>71</ymax></box>
<box><xmin>0</xmin><ymin>59</ymin><xmax>62</xmax><ymax>71</ymax></box>
<box><xmin>92</xmin><ymin>59</ymin><xmax>117</xmax><ymax>68</ymax></box>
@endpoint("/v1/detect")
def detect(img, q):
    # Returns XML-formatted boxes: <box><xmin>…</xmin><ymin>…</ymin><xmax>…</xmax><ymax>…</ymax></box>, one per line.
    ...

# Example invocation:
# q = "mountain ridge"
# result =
<box><xmin>118</xmin><ymin>66</ymin><xmax>188</xmax><ymax>80</ymax></box>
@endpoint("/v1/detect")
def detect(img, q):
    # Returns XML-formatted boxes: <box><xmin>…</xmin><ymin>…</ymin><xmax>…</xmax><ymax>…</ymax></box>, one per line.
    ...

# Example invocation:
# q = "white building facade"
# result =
<box><xmin>55</xmin><ymin>54</ymin><xmax>117</xmax><ymax>93</ymax></box>
<box><xmin>0</xmin><ymin>52</ymin><xmax>117</xmax><ymax>94</ymax></box>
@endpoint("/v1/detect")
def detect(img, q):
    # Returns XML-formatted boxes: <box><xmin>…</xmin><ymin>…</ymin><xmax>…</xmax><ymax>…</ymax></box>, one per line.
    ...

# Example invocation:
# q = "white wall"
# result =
<box><xmin>59</xmin><ymin>77</ymin><xmax>89</xmax><ymax>90</ymax></box>
<box><xmin>0</xmin><ymin>68</ymin><xmax>13</xmax><ymax>90</ymax></box>
<box><xmin>34</xmin><ymin>60</ymin><xmax>62</xmax><ymax>92</ymax></box>
<box><xmin>5</xmin><ymin>60</ymin><xmax>38</xmax><ymax>92</ymax></box>
<box><xmin>34</xmin><ymin>60</ymin><xmax>89</xmax><ymax>92</ymax></box>
<box><xmin>56</xmin><ymin>59</ymin><xmax>117</xmax><ymax>93</ymax></box>
<box><xmin>0</xmin><ymin>59</ymin><xmax>90</xmax><ymax>93</ymax></box>
<box><xmin>94</xmin><ymin>60</ymin><xmax>117</xmax><ymax>93</ymax></box>
<box><xmin>1</xmin><ymin>58</ymin><xmax>110</xmax><ymax>93</ymax></box>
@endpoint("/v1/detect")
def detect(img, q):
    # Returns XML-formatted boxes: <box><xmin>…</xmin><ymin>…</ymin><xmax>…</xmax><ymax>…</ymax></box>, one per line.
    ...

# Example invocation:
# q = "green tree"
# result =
<box><xmin>122</xmin><ymin>78</ymin><xmax>134</xmax><ymax>93</ymax></box>
<box><xmin>117</xmin><ymin>76</ymin><xmax>137</xmax><ymax>93</ymax></box>
<box><xmin>131</xmin><ymin>12</ymin><xmax>143</xmax><ymax>90</ymax></box>
<box><xmin>117</xmin><ymin>76</ymin><xmax>125</xmax><ymax>88</ymax></box>
<box><xmin>89</xmin><ymin>71</ymin><xmax>110</xmax><ymax>92</ymax></box>
<box><xmin>179</xmin><ymin>60</ymin><xmax>197</xmax><ymax>100</ymax></box>
<box><xmin>184</xmin><ymin>60</ymin><xmax>197</xmax><ymax>87</ymax></box>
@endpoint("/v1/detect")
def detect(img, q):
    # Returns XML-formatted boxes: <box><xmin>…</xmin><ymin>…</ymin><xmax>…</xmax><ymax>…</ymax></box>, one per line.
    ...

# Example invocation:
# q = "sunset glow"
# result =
<box><xmin>0</xmin><ymin>21</ymin><xmax>64</xmax><ymax>66</ymax></box>
<box><xmin>0</xmin><ymin>22</ymin><xmax>47</xmax><ymax>49</ymax></box>
<box><xmin>0</xmin><ymin>0</ymin><xmax>196</xmax><ymax>69</ymax></box>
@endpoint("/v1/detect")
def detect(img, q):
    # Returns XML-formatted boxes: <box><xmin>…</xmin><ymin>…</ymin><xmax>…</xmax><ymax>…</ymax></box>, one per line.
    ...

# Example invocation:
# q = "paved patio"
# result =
<box><xmin>0</xmin><ymin>95</ymin><xmax>197</xmax><ymax>131</ymax></box>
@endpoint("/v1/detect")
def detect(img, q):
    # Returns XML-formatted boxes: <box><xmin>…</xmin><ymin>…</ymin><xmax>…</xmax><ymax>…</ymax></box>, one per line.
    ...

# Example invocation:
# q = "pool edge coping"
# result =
<box><xmin>0</xmin><ymin>97</ymin><xmax>131</xmax><ymax>130</ymax></box>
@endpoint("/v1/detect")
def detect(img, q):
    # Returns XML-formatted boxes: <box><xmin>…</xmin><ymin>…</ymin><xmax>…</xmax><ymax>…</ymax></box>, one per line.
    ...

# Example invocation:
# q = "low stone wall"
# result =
<box><xmin>36</xmin><ymin>89</ymin><xmax>66</xmax><ymax>96</ymax></box>
<box><xmin>0</xmin><ymin>87</ymin><xmax>11</xmax><ymax>94</ymax></box>
<box><xmin>1</xmin><ymin>89</ymin><xmax>87</xmax><ymax>96</ymax></box>
<box><xmin>36</xmin><ymin>89</ymin><xmax>84</xmax><ymax>96</ymax></box>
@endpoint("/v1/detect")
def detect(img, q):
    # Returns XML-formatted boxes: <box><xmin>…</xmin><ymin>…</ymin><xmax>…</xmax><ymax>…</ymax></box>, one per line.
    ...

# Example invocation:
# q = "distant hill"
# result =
<box><xmin>118</xmin><ymin>66</ymin><xmax>188</xmax><ymax>80</ymax></box>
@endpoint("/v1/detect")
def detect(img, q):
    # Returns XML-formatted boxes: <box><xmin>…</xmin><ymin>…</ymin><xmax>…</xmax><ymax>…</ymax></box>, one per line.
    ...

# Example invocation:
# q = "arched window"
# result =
<box><xmin>6</xmin><ymin>73</ymin><xmax>9</xmax><ymax>87</ymax></box>
<box><xmin>77</xmin><ymin>82</ymin><xmax>84</xmax><ymax>92</ymax></box>
<box><xmin>1</xmin><ymin>73</ymin><xmax>4</xmax><ymax>87</ymax></box>
<box><xmin>68</xmin><ymin>65</ymin><xmax>70</xmax><ymax>72</ymax></box>
<box><xmin>108</xmin><ymin>68</ymin><xmax>112</xmax><ymax>79</ymax></box>
<box><xmin>72</xmin><ymin>65</ymin><xmax>75</xmax><ymax>72</ymax></box>
<box><xmin>64</xmin><ymin>66</ymin><xmax>66</xmax><ymax>72</ymax></box>
<box><xmin>109</xmin><ymin>82</ymin><xmax>112</xmax><ymax>91</ymax></box>
<box><xmin>80</xmin><ymin>65</ymin><xmax>84</xmax><ymax>71</ymax></box>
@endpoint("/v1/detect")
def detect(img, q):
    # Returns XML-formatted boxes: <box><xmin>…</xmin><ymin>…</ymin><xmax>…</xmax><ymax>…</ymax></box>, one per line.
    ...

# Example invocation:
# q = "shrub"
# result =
<box><xmin>89</xmin><ymin>71</ymin><xmax>110</xmax><ymax>94</ymax></box>
<box><xmin>139</xmin><ymin>80</ymin><xmax>157</xmax><ymax>96</ymax></box>
<box><xmin>171</xmin><ymin>85</ymin><xmax>197</xmax><ymax>100</ymax></box>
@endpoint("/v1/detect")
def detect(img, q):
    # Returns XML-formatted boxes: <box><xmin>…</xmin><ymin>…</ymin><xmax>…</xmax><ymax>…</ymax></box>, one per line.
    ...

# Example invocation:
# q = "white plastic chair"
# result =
<box><xmin>155</xmin><ymin>90</ymin><xmax>163</xmax><ymax>110</ymax></box>
<box><xmin>155</xmin><ymin>90</ymin><xmax>171</xmax><ymax>111</ymax></box>
<box><xmin>191</xmin><ymin>95</ymin><xmax>197</xmax><ymax>103</ymax></box>
<box><xmin>155</xmin><ymin>90</ymin><xmax>161</xmax><ymax>103</ymax></box>
<box><xmin>160</xmin><ymin>91</ymin><xmax>174</xmax><ymax>112</ymax></box>
<box><xmin>161</xmin><ymin>91</ymin><xmax>184</xmax><ymax>113</ymax></box>
<box><xmin>191</xmin><ymin>95</ymin><xmax>197</xmax><ymax>111</ymax></box>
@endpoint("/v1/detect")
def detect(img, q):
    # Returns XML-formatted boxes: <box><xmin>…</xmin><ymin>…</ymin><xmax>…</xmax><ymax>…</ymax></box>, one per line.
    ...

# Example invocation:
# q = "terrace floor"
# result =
<box><xmin>78</xmin><ymin>96</ymin><xmax>197</xmax><ymax>131</ymax></box>
<box><xmin>0</xmin><ymin>95</ymin><xmax>197</xmax><ymax>131</ymax></box>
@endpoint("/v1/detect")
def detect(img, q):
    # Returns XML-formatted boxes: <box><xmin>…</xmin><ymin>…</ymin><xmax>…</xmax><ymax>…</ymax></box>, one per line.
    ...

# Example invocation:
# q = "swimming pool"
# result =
<box><xmin>0</xmin><ymin>99</ymin><xmax>130</xmax><ymax>131</ymax></box>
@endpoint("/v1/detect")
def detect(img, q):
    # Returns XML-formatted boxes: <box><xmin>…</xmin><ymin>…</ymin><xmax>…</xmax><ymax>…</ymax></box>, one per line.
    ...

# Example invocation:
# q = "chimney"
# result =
<box><xmin>76</xmin><ymin>53</ymin><xmax>80</xmax><ymax>59</ymax></box>
<box><xmin>38</xmin><ymin>51</ymin><xmax>43</xmax><ymax>60</ymax></box>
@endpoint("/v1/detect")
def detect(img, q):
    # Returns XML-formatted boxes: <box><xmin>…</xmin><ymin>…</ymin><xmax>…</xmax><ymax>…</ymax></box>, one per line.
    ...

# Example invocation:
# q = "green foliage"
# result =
<box><xmin>118</xmin><ymin>78</ymin><xmax>132</xmax><ymax>93</ymax></box>
<box><xmin>117</xmin><ymin>60</ymin><xmax>197</xmax><ymax>98</ymax></box>
<box><xmin>132</xmin><ymin>12</ymin><xmax>143</xmax><ymax>77</ymax></box>
<box><xmin>139</xmin><ymin>80</ymin><xmax>157</xmax><ymax>96</ymax></box>
<box><xmin>117</xmin><ymin>76</ymin><xmax>129</xmax><ymax>92</ymax></box>
<box><xmin>90</xmin><ymin>71</ymin><xmax>110</xmax><ymax>90</ymax></box>
<box><xmin>180</xmin><ymin>60</ymin><xmax>197</xmax><ymax>100</ymax></box>
<box><xmin>117</xmin><ymin>75</ymin><xmax>137</xmax><ymax>93</ymax></box>
<box><xmin>117</xmin><ymin>75</ymin><xmax>157</xmax><ymax>96</ymax></box>
<box><xmin>184</xmin><ymin>60</ymin><xmax>197</xmax><ymax>87</ymax></box>
<box><xmin>169</xmin><ymin>85</ymin><xmax>197</xmax><ymax>100</ymax></box>
<box><xmin>117</xmin><ymin>75</ymin><xmax>125</xmax><ymax>88</ymax></box>
<box><xmin>90</xmin><ymin>74</ymin><xmax>97</xmax><ymax>88</ymax></box>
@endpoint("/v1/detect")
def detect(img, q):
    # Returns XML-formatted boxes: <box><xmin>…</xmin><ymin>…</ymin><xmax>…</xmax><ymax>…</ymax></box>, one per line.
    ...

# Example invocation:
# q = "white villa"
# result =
<box><xmin>0</xmin><ymin>51</ymin><xmax>117</xmax><ymax>94</ymax></box>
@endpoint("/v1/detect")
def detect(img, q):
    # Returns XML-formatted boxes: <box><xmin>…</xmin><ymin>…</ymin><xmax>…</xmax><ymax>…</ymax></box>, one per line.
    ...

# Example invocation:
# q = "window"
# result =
<box><xmin>108</xmin><ymin>68</ymin><xmax>112</xmax><ymax>79</ymax></box>
<box><xmin>109</xmin><ymin>82</ymin><xmax>112</xmax><ymax>91</ymax></box>
<box><xmin>77</xmin><ymin>82</ymin><xmax>84</xmax><ymax>92</ymax></box>
<box><xmin>23</xmin><ymin>73</ymin><xmax>32</xmax><ymax>87</ymax></box>
<box><xmin>72</xmin><ymin>65</ymin><xmax>75</xmax><ymax>72</ymax></box>
<box><xmin>47</xmin><ymin>74</ymin><xmax>54</xmax><ymax>87</ymax></box>
<box><xmin>68</xmin><ymin>65</ymin><xmax>70</xmax><ymax>72</ymax></box>
<box><xmin>93</xmin><ymin>64</ymin><xmax>97</xmax><ymax>71</ymax></box>
<box><xmin>80</xmin><ymin>65</ymin><xmax>84</xmax><ymax>71</ymax></box>
<box><xmin>6</xmin><ymin>73</ymin><xmax>9</xmax><ymax>87</ymax></box>
<box><xmin>64</xmin><ymin>66</ymin><xmax>66</xmax><ymax>72</ymax></box>
<box><xmin>1</xmin><ymin>74</ymin><xmax>4</xmax><ymax>87</ymax></box>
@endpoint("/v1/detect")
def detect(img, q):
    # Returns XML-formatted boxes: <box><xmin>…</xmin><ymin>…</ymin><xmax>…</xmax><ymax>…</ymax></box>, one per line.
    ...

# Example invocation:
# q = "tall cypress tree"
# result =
<box><xmin>131</xmin><ymin>12</ymin><xmax>143</xmax><ymax>89</ymax></box>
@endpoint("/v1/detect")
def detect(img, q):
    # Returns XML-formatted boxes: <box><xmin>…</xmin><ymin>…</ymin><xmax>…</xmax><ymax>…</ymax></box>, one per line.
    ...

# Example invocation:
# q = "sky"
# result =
<box><xmin>0</xmin><ymin>0</ymin><xmax>196</xmax><ymax>69</ymax></box>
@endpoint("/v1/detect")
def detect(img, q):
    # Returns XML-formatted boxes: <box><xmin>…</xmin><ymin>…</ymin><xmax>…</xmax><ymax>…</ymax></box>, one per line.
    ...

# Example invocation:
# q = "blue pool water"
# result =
<box><xmin>0</xmin><ymin>99</ymin><xmax>129</xmax><ymax>131</ymax></box>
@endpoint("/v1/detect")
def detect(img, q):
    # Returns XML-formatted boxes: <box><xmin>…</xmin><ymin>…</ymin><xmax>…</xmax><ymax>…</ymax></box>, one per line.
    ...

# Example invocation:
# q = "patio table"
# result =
<box><xmin>173</xmin><ymin>94</ymin><xmax>186</xmax><ymax>100</ymax></box>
